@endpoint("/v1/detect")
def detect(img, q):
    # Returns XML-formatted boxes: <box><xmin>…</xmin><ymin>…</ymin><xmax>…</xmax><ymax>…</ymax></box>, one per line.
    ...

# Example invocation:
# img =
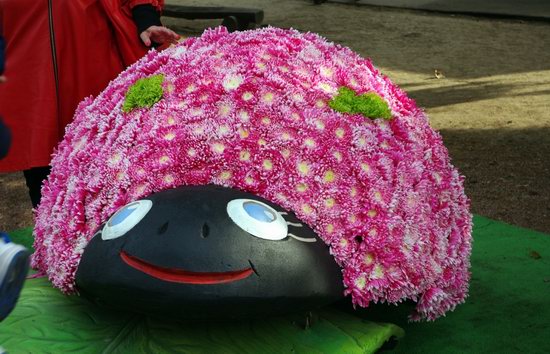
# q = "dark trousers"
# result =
<box><xmin>0</xmin><ymin>117</ymin><xmax>11</xmax><ymax>159</ymax></box>
<box><xmin>23</xmin><ymin>166</ymin><xmax>51</xmax><ymax>209</ymax></box>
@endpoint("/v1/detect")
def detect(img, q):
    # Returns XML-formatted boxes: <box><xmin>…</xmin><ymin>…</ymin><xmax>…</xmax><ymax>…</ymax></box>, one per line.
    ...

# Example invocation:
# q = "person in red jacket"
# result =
<box><xmin>0</xmin><ymin>0</ymin><xmax>179</xmax><ymax>208</ymax></box>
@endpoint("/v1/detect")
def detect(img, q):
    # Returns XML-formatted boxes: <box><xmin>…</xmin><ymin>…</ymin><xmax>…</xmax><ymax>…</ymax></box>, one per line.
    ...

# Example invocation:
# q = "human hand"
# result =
<box><xmin>140</xmin><ymin>26</ymin><xmax>180</xmax><ymax>47</ymax></box>
<box><xmin>0</xmin><ymin>75</ymin><xmax>6</xmax><ymax>83</ymax></box>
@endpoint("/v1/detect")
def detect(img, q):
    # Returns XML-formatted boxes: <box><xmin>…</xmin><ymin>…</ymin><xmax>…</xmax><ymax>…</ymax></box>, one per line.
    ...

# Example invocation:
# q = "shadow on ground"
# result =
<box><xmin>404</xmin><ymin>80</ymin><xmax>550</xmax><ymax>108</ymax></box>
<box><xmin>441</xmin><ymin>127</ymin><xmax>550</xmax><ymax>233</ymax></box>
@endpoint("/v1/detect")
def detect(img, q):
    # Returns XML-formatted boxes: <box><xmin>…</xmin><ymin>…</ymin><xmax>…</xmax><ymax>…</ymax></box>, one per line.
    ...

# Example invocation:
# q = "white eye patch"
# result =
<box><xmin>226</xmin><ymin>199</ymin><xmax>288</xmax><ymax>241</ymax></box>
<box><xmin>102</xmin><ymin>200</ymin><xmax>153</xmax><ymax>240</ymax></box>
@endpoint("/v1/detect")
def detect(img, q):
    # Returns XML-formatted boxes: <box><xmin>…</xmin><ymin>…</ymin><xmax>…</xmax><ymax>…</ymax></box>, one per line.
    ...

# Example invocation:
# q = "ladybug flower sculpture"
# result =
<box><xmin>34</xmin><ymin>27</ymin><xmax>472</xmax><ymax>321</ymax></box>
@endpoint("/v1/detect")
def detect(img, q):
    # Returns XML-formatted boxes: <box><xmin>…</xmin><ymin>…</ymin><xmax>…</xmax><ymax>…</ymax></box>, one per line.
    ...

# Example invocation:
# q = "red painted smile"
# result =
<box><xmin>120</xmin><ymin>251</ymin><xmax>254</xmax><ymax>285</ymax></box>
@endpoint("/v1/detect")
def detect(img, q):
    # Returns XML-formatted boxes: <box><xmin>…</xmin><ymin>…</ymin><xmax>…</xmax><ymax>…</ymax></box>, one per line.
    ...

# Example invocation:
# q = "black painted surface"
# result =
<box><xmin>76</xmin><ymin>185</ymin><xmax>344</xmax><ymax>320</ymax></box>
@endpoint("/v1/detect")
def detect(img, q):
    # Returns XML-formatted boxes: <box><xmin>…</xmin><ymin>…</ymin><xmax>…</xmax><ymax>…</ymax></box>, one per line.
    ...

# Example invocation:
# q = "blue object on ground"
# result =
<box><xmin>0</xmin><ymin>232</ymin><xmax>30</xmax><ymax>321</ymax></box>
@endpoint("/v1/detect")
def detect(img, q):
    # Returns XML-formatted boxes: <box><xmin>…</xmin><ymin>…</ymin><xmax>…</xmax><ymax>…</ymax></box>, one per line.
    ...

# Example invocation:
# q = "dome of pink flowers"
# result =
<box><xmin>33</xmin><ymin>27</ymin><xmax>472</xmax><ymax>321</ymax></box>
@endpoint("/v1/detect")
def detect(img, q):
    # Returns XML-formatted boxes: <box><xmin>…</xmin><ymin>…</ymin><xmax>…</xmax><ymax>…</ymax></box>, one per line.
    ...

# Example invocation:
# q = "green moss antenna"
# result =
<box><xmin>122</xmin><ymin>74</ymin><xmax>165</xmax><ymax>113</ymax></box>
<box><xmin>329</xmin><ymin>87</ymin><xmax>392</xmax><ymax>120</ymax></box>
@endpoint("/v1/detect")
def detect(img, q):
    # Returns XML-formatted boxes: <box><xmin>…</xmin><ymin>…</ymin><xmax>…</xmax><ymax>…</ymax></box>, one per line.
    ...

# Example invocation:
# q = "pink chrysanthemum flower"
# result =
<box><xmin>33</xmin><ymin>27</ymin><xmax>472</xmax><ymax>321</ymax></box>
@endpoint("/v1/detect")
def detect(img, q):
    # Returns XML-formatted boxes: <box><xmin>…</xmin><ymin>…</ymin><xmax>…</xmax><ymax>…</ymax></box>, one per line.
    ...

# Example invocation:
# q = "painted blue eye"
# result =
<box><xmin>102</xmin><ymin>200</ymin><xmax>153</xmax><ymax>240</ymax></box>
<box><xmin>227</xmin><ymin>199</ymin><xmax>288</xmax><ymax>241</ymax></box>
<box><xmin>108</xmin><ymin>203</ymin><xmax>139</xmax><ymax>227</ymax></box>
<box><xmin>243</xmin><ymin>201</ymin><xmax>276</xmax><ymax>223</ymax></box>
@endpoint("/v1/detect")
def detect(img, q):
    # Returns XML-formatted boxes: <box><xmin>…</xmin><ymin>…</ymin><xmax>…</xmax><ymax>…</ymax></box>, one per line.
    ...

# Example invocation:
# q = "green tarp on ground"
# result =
<box><xmin>350</xmin><ymin>215</ymin><xmax>550</xmax><ymax>353</ymax></box>
<box><xmin>0</xmin><ymin>277</ymin><xmax>402</xmax><ymax>353</ymax></box>
<box><xmin>2</xmin><ymin>215</ymin><xmax>550</xmax><ymax>353</ymax></box>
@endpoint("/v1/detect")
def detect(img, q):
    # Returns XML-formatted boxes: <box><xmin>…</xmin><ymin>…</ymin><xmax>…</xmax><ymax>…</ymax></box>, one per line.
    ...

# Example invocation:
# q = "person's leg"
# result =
<box><xmin>0</xmin><ymin>117</ymin><xmax>11</xmax><ymax>159</ymax></box>
<box><xmin>22</xmin><ymin>166</ymin><xmax>51</xmax><ymax>208</ymax></box>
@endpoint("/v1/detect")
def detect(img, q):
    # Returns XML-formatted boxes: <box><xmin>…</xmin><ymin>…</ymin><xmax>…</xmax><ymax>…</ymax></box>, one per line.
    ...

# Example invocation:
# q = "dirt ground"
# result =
<box><xmin>1</xmin><ymin>0</ymin><xmax>549</xmax><ymax>233</ymax></box>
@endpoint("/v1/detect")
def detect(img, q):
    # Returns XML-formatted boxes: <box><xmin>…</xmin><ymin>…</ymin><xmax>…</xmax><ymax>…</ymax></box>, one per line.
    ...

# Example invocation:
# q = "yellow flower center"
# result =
<box><xmin>218</xmin><ymin>125</ymin><xmax>229</xmax><ymax>135</ymax></box>
<box><xmin>212</xmin><ymin>142</ymin><xmax>225</xmax><ymax>154</ymax></box>
<box><xmin>193</xmin><ymin>126</ymin><xmax>204</xmax><ymax>135</ymax></box>
<box><xmin>355</xmin><ymin>276</ymin><xmax>366</xmax><ymax>290</ymax></box>
<box><xmin>239</xmin><ymin>128</ymin><xmax>249</xmax><ymax>138</ymax></box>
<box><xmin>263</xmin><ymin>159</ymin><xmax>273</xmax><ymax>170</ymax></box>
<box><xmin>239</xmin><ymin>150</ymin><xmax>251</xmax><ymax>161</ymax></box>
<box><xmin>219</xmin><ymin>105</ymin><xmax>231</xmax><ymax>116</ymax></box>
<box><xmin>109</xmin><ymin>153</ymin><xmax>121</xmax><ymax>165</ymax></box>
<box><xmin>220</xmin><ymin>171</ymin><xmax>232</xmax><ymax>180</ymax></box>
<box><xmin>323</xmin><ymin>170</ymin><xmax>336</xmax><ymax>183</ymax></box>
<box><xmin>297</xmin><ymin>161</ymin><xmax>310</xmax><ymax>176</ymax></box>
<box><xmin>239</xmin><ymin>111</ymin><xmax>250</xmax><ymax>121</ymax></box>
<box><xmin>364</xmin><ymin>253</ymin><xmax>374</xmax><ymax>265</ymax></box>
<box><xmin>320</xmin><ymin>66</ymin><xmax>333</xmax><ymax>78</ymax></box>
<box><xmin>372</xmin><ymin>264</ymin><xmax>384</xmax><ymax>279</ymax></box>
<box><xmin>304</xmin><ymin>138</ymin><xmax>316</xmax><ymax>148</ymax></box>
<box><xmin>262</xmin><ymin>92</ymin><xmax>274</xmax><ymax>103</ymax></box>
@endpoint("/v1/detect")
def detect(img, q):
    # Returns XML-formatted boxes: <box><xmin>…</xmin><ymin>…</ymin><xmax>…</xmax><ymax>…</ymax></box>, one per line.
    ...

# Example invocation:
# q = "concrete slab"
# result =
<box><xmin>330</xmin><ymin>0</ymin><xmax>550</xmax><ymax>21</ymax></box>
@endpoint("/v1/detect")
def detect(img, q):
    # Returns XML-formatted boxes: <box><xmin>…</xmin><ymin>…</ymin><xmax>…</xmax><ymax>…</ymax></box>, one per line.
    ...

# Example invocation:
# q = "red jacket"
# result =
<box><xmin>0</xmin><ymin>0</ymin><xmax>163</xmax><ymax>171</ymax></box>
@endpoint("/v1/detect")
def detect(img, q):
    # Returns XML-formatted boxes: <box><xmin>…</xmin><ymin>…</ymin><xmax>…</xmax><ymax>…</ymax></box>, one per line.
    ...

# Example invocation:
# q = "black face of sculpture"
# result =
<box><xmin>75</xmin><ymin>185</ymin><xmax>344</xmax><ymax>320</ymax></box>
